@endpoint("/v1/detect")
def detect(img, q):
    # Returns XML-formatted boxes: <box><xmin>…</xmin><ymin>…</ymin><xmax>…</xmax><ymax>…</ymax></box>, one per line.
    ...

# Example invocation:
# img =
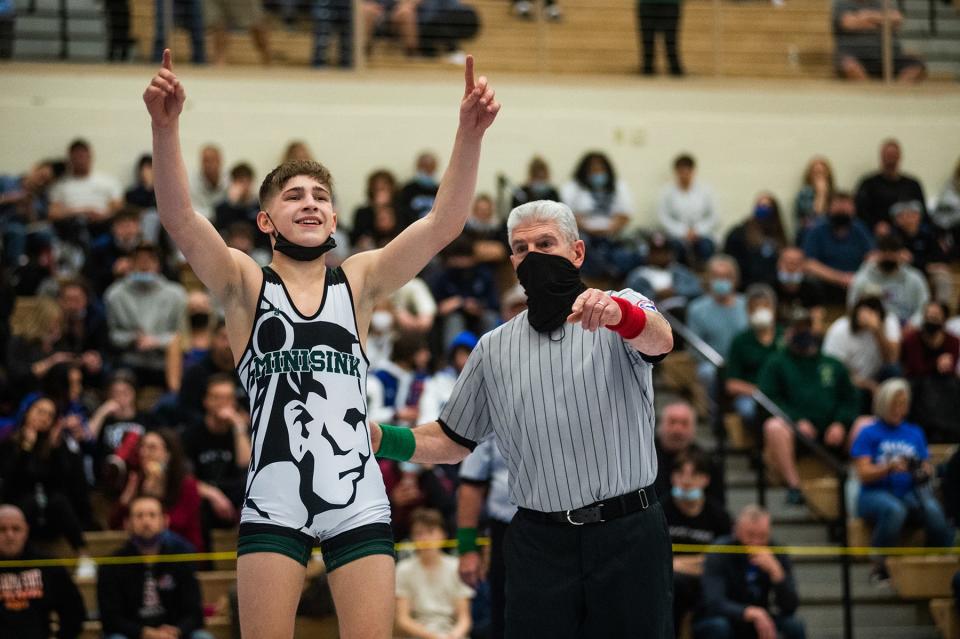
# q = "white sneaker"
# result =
<box><xmin>513</xmin><ymin>1</ymin><xmax>533</xmax><ymax>18</ymax></box>
<box><xmin>544</xmin><ymin>4</ymin><xmax>563</xmax><ymax>21</ymax></box>
<box><xmin>75</xmin><ymin>555</ymin><xmax>97</xmax><ymax>580</ymax></box>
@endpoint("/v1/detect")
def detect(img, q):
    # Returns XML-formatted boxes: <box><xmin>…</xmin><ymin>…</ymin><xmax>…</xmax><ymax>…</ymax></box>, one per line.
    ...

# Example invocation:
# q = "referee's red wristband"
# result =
<box><xmin>607</xmin><ymin>296</ymin><xmax>647</xmax><ymax>339</ymax></box>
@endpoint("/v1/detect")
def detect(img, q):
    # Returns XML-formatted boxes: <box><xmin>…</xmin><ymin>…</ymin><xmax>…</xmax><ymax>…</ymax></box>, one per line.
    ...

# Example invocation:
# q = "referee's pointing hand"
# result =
<box><xmin>567</xmin><ymin>289</ymin><xmax>622</xmax><ymax>332</ymax></box>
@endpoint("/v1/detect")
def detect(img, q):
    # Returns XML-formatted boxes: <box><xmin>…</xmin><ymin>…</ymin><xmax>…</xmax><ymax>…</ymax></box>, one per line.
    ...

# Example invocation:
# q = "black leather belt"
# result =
<box><xmin>517</xmin><ymin>486</ymin><xmax>658</xmax><ymax>526</ymax></box>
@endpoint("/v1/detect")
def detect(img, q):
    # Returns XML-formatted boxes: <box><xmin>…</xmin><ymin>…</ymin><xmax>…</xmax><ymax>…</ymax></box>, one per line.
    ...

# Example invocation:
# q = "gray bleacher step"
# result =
<box><xmin>800</xmin><ymin>600</ymin><xmax>932</xmax><ymax>629</ymax></box>
<box><xmin>817</xmin><ymin>627</ymin><xmax>939</xmax><ymax>639</ymax></box>
<box><xmin>903</xmin><ymin>38</ymin><xmax>960</xmax><ymax>57</ymax></box>
<box><xmin>927</xmin><ymin>60</ymin><xmax>960</xmax><ymax>77</ymax></box>
<box><xmin>727</xmin><ymin>486</ymin><xmax>816</xmax><ymax>521</ymax></box>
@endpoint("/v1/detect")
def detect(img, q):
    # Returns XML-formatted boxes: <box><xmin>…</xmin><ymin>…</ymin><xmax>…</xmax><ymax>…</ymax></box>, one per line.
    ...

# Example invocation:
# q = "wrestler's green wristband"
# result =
<box><xmin>376</xmin><ymin>423</ymin><xmax>416</xmax><ymax>461</ymax></box>
<box><xmin>457</xmin><ymin>527</ymin><xmax>479</xmax><ymax>554</ymax></box>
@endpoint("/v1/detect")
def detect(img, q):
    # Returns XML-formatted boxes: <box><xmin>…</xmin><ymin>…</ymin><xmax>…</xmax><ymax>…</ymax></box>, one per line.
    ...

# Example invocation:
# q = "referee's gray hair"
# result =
<box><xmin>873</xmin><ymin>377</ymin><xmax>911</xmax><ymax>419</ymax></box>
<box><xmin>506</xmin><ymin>200</ymin><xmax>580</xmax><ymax>248</ymax></box>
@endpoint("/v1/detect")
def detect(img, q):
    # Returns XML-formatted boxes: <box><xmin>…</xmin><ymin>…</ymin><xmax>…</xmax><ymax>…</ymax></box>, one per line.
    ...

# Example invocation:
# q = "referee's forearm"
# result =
<box><xmin>626</xmin><ymin>311</ymin><xmax>674</xmax><ymax>355</ymax></box>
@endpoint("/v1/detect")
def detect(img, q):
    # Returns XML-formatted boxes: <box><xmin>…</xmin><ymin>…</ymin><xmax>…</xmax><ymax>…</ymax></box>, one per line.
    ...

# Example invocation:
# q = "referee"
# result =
<box><xmin>374</xmin><ymin>200</ymin><xmax>675</xmax><ymax>638</ymax></box>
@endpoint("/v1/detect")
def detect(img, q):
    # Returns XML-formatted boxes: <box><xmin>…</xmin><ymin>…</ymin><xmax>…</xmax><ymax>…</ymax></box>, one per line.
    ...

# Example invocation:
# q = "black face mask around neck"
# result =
<box><xmin>265</xmin><ymin>212</ymin><xmax>337</xmax><ymax>262</ymax></box>
<box><xmin>516</xmin><ymin>251</ymin><xmax>586</xmax><ymax>333</ymax></box>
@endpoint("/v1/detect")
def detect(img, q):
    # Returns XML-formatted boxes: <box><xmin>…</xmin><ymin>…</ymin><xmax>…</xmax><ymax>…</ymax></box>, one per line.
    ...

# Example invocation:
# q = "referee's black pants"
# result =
<box><xmin>504</xmin><ymin>502</ymin><xmax>674</xmax><ymax>638</ymax></box>
<box><xmin>490</xmin><ymin>518</ymin><xmax>509</xmax><ymax>639</ymax></box>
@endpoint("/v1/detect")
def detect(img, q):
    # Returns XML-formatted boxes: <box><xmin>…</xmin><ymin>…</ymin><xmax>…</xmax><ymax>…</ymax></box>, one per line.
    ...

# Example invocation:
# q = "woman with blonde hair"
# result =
<box><xmin>794</xmin><ymin>156</ymin><xmax>835</xmax><ymax>243</ymax></box>
<box><xmin>6</xmin><ymin>297</ymin><xmax>73</xmax><ymax>394</ymax></box>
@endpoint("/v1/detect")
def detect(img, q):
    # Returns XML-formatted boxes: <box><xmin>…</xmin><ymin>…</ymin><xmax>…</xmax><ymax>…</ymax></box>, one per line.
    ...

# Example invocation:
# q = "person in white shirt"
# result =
<box><xmin>391</xmin><ymin>277</ymin><xmax>438</xmax><ymax>336</ymax></box>
<box><xmin>49</xmin><ymin>138</ymin><xmax>123</xmax><ymax>242</ymax></box>
<box><xmin>418</xmin><ymin>331</ymin><xmax>477</xmax><ymax>423</ymax></box>
<box><xmin>823</xmin><ymin>294</ymin><xmax>901</xmax><ymax>399</ymax></box>
<box><xmin>657</xmin><ymin>154</ymin><xmax>718</xmax><ymax>267</ymax></box>
<box><xmin>189</xmin><ymin>144</ymin><xmax>228</xmax><ymax>221</ymax></box>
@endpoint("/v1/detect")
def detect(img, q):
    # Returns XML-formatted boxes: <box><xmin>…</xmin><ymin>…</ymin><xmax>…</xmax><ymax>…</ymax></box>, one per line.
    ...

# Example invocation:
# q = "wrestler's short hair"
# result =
<box><xmin>506</xmin><ymin>200</ymin><xmax>579</xmax><ymax>248</ymax></box>
<box><xmin>259</xmin><ymin>160</ymin><xmax>333</xmax><ymax>208</ymax></box>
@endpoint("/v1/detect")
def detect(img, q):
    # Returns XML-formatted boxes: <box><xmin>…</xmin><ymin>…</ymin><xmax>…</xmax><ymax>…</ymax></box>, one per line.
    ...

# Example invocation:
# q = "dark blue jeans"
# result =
<box><xmin>153</xmin><ymin>0</ymin><xmax>206</xmax><ymax>64</ymax></box>
<box><xmin>694</xmin><ymin>614</ymin><xmax>806</xmax><ymax>639</ymax></box>
<box><xmin>857</xmin><ymin>487</ymin><xmax>955</xmax><ymax>548</ymax></box>
<box><xmin>312</xmin><ymin>0</ymin><xmax>353</xmax><ymax>67</ymax></box>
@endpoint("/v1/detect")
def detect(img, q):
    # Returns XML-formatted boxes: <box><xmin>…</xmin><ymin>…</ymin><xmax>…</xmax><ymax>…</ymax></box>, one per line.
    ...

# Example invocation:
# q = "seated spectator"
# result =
<box><xmin>124</xmin><ymin>154</ymin><xmax>157</xmax><ymax>212</ymax></box>
<box><xmin>372</xmin><ymin>332</ymin><xmax>431</xmax><ymax>426</ymax></box>
<box><xmin>0</xmin><ymin>504</ymin><xmax>86</xmax><ymax>639</ymax></box>
<box><xmin>561</xmin><ymin>151</ymin><xmax>638</xmax><ymax>279</ymax></box>
<box><xmin>351</xmin><ymin>169</ymin><xmax>398</xmax><ymax>250</ymax></box>
<box><xmin>0</xmin><ymin>159</ymin><xmax>57</xmax><ymax>268</ymax></box>
<box><xmin>48</xmin><ymin>138</ymin><xmax>123</xmax><ymax>247</ymax></box>
<box><xmin>390</xmin><ymin>0</ymin><xmax>479</xmax><ymax>57</ymax></box>
<box><xmin>0</xmin><ymin>396</ymin><xmax>94</xmax><ymax>569</ymax></box>
<box><xmin>213</xmin><ymin>162</ymin><xmax>260</xmax><ymax>238</ymax></box>
<box><xmin>695</xmin><ymin>505</ymin><xmax>804</xmax><ymax>639</ymax></box>
<box><xmin>281</xmin><ymin>140</ymin><xmax>313</xmax><ymax>163</ymax></box>
<box><xmin>803</xmin><ymin>191</ymin><xmax>874</xmax><ymax>305</ymax></box>
<box><xmin>390</xmin><ymin>277</ymin><xmax>438</xmax><ymax>337</ymax></box>
<box><xmin>725</xmin><ymin>285</ymin><xmax>783</xmax><ymax>426</ymax></box>
<box><xmin>901</xmin><ymin>301</ymin><xmax>960</xmax><ymax>442</ymax></box>
<box><xmin>207</xmin><ymin>0</ymin><xmax>271</xmax><ymax>66</ymax></box>
<box><xmin>152</xmin><ymin>0</ymin><xmax>206</xmax><ymax>65</ymax></box>
<box><xmin>723</xmin><ymin>192</ymin><xmax>788</xmax><ymax>289</ymax></box>
<box><xmin>418</xmin><ymin>330</ymin><xmax>477</xmax><ymax>422</ymax></box>
<box><xmin>657</xmin><ymin>153</ymin><xmax>718</xmax><ymax>268</ymax></box>
<box><xmin>189</xmin><ymin>145</ymin><xmax>227</xmax><ymax>222</ymax></box>
<box><xmin>165</xmin><ymin>289</ymin><xmax>215</xmax><ymax>393</ymax></box>
<box><xmin>105</xmin><ymin>243</ymin><xmax>188</xmax><ymax>387</ymax></box>
<box><xmin>823</xmin><ymin>295</ymin><xmax>900</xmax><ymax>403</ymax></box>
<box><xmin>774</xmin><ymin>246</ymin><xmax>826</xmax><ymax>334</ymax></box>
<box><xmin>833</xmin><ymin>0</ymin><xmax>925</xmax><ymax>82</ymax></box>
<box><xmin>182</xmin><ymin>373</ymin><xmax>251</xmax><ymax>531</ymax></box>
<box><xmin>224</xmin><ymin>221</ymin><xmax>270</xmax><ymax>266</ymax></box>
<box><xmin>312</xmin><ymin>0</ymin><xmax>353</xmax><ymax>67</ymax></box>
<box><xmin>430</xmin><ymin>236</ymin><xmax>500</xmax><ymax>348</ymax></box>
<box><xmin>794</xmin><ymin>156</ymin><xmax>835</xmax><ymax>245</ymax></box>
<box><xmin>848</xmin><ymin>234</ymin><xmax>930</xmax><ymax>325</ymax></box>
<box><xmin>686</xmin><ymin>255</ymin><xmax>748</xmax><ymax>391</ymax></box>
<box><xmin>852</xmin><ymin>378</ymin><xmax>955</xmax><ymax>583</ymax></box>
<box><xmin>855</xmin><ymin>139</ymin><xmax>927</xmax><ymax>235</ymax></box>
<box><xmin>114</xmin><ymin>429</ymin><xmax>204</xmax><ymax>552</ymax></box>
<box><xmin>98</xmin><ymin>495</ymin><xmax>213</xmax><ymax>639</ymax></box>
<box><xmin>177</xmin><ymin>319</ymin><xmax>244</xmax><ymax>421</ymax></box>
<box><xmin>397</xmin><ymin>152</ymin><xmax>439</xmax><ymax>227</ymax></box>
<box><xmin>6</xmin><ymin>297</ymin><xmax>72</xmax><ymax>396</ymax></box>
<box><xmin>654</xmin><ymin>401</ymin><xmax>726</xmax><ymax>507</ymax></box>
<box><xmin>56</xmin><ymin>277</ymin><xmax>109</xmax><ymax>382</ymax></box>
<box><xmin>381</xmin><ymin>462</ymin><xmax>457</xmax><ymax>541</ymax></box>
<box><xmin>84</xmin><ymin>208</ymin><xmax>142</xmax><ymax>296</ymax></box>
<box><xmin>625</xmin><ymin>231</ymin><xmax>703</xmax><ymax>307</ymax></box>
<box><xmin>395</xmin><ymin>508</ymin><xmax>473</xmax><ymax>639</ymax></box>
<box><xmin>464</xmin><ymin>194</ymin><xmax>508</xmax><ymax>265</ymax></box>
<box><xmin>665</xmin><ymin>450</ymin><xmax>732</xmax><ymax>633</ymax></box>
<box><xmin>87</xmin><ymin>370</ymin><xmax>149</xmax><ymax>485</ymax></box>
<box><xmin>760</xmin><ymin>312</ymin><xmax>860</xmax><ymax>505</ymax></box>
<box><xmin>932</xmin><ymin>157</ymin><xmax>960</xmax><ymax>242</ymax></box>
<box><xmin>511</xmin><ymin>155</ymin><xmax>561</xmax><ymax>208</ymax></box>
<box><xmin>11</xmin><ymin>233</ymin><xmax>56</xmax><ymax>296</ymax></box>
<box><xmin>891</xmin><ymin>199</ymin><xmax>954</xmax><ymax>305</ymax></box>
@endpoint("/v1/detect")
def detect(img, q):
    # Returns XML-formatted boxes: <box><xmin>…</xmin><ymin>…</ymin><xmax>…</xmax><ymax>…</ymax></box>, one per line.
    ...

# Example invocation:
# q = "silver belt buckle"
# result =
<box><xmin>638</xmin><ymin>488</ymin><xmax>649</xmax><ymax>510</ymax></box>
<box><xmin>565</xmin><ymin>509</ymin><xmax>585</xmax><ymax>526</ymax></box>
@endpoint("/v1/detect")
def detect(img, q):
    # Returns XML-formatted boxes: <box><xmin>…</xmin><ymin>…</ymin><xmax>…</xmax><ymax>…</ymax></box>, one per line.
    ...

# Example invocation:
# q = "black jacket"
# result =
<box><xmin>0</xmin><ymin>546</ymin><xmax>86</xmax><ymax>639</ymax></box>
<box><xmin>97</xmin><ymin>533</ymin><xmax>205</xmax><ymax>637</ymax></box>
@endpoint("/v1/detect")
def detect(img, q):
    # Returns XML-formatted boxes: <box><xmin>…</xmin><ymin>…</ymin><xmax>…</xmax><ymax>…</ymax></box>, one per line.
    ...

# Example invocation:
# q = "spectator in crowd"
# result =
<box><xmin>418</xmin><ymin>330</ymin><xmax>477</xmax><ymax>422</ymax></box>
<box><xmin>463</xmin><ymin>194</ymin><xmax>508</xmax><ymax>265</ymax></box>
<box><xmin>725</xmin><ymin>284</ymin><xmax>782</xmax><ymax>427</ymax></box>
<box><xmin>430</xmin><ymin>235</ymin><xmax>500</xmax><ymax>347</ymax></box>
<box><xmin>891</xmin><ymin>199</ymin><xmax>954</xmax><ymax>304</ymax></box>
<box><xmin>105</xmin><ymin>0</ymin><xmax>133</xmax><ymax>61</ymax></box>
<box><xmin>351</xmin><ymin>169</ymin><xmax>398</xmax><ymax>250</ymax></box>
<box><xmin>625</xmin><ymin>231</ymin><xmax>703</xmax><ymax>307</ymax></box>
<box><xmin>824</xmin><ymin>295</ymin><xmax>901</xmax><ymax>407</ymax></box>
<box><xmin>55</xmin><ymin>277</ymin><xmax>109</xmax><ymax>381</ymax></box>
<box><xmin>0</xmin><ymin>396</ymin><xmax>95</xmax><ymax>572</ymax></box>
<box><xmin>855</xmin><ymin>139</ymin><xmax>927</xmax><ymax>234</ymax></box>
<box><xmin>849</xmin><ymin>234</ymin><xmax>930</xmax><ymax>325</ymax></box>
<box><xmin>654</xmin><ymin>401</ymin><xmax>726</xmax><ymax>507</ymax></box>
<box><xmin>206</xmin><ymin>0</ymin><xmax>271</xmax><ymax>66</ymax></box>
<box><xmin>105</xmin><ymin>243</ymin><xmax>187</xmax><ymax>387</ymax></box>
<box><xmin>687</xmin><ymin>254</ymin><xmax>748</xmax><ymax>389</ymax></box>
<box><xmin>397</xmin><ymin>151</ymin><xmax>440</xmax><ymax>227</ymax></box>
<box><xmin>312</xmin><ymin>0</ymin><xmax>353</xmax><ymax>67</ymax></box>
<box><xmin>695</xmin><ymin>505</ymin><xmax>804</xmax><ymax>639</ymax></box>
<box><xmin>49</xmin><ymin>138</ymin><xmax>123</xmax><ymax>246</ymax></box>
<box><xmin>723</xmin><ymin>192</ymin><xmax>788</xmax><ymax>289</ymax></box>
<box><xmin>182</xmin><ymin>373</ymin><xmax>251</xmax><ymax>532</ymax></box>
<box><xmin>382</xmin><ymin>460</ymin><xmax>457</xmax><ymax>542</ymax></box>
<box><xmin>794</xmin><ymin>156</ymin><xmax>835</xmax><ymax>245</ymax></box>
<box><xmin>0</xmin><ymin>504</ymin><xmax>86</xmax><ymax>639</ymax></box>
<box><xmin>803</xmin><ymin>191</ymin><xmax>874</xmax><ymax>305</ymax></box>
<box><xmin>773</xmin><ymin>247</ymin><xmax>826</xmax><ymax>334</ymax></box>
<box><xmin>510</xmin><ymin>155</ymin><xmax>561</xmax><ymax>209</ymax></box>
<box><xmin>280</xmin><ymin>140</ymin><xmax>313</xmax><ymax>163</ymax></box>
<box><xmin>0</xmin><ymin>159</ymin><xmax>57</xmax><ymax>267</ymax></box>
<box><xmin>372</xmin><ymin>332</ymin><xmax>430</xmax><ymax>426</ymax></box>
<box><xmin>395</xmin><ymin>508</ymin><xmax>473</xmax><ymax>639</ymax></box>
<box><xmin>391</xmin><ymin>277</ymin><xmax>438</xmax><ymax>338</ymax></box>
<box><xmin>98</xmin><ymin>495</ymin><xmax>213</xmax><ymax>639</ymax></box>
<box><xmin>932</xmin><ymin>157</ymin><xmax>960</xmax><ymax>240</ymax></box>
<box><xmin>114</xmin><ymin>429</ymin><xmax>204</xmax><ymax>552</ymax></box>
<box><xmin>511</xmin><ymin>0</ymin><xmax>562</xmax><ymax>21</ymax></box>
<box><xmin>177</xmin><ymin>319</ymin><xmax>243</xmax><ymax>421</ymax></box>
<box><xmin>560</xmin><ymin>151</ymin><xmax>639</xmax><ymax>279</ymax></box>
<box><xmin>0</xmin><ymin>1</ymin><xmax>14</xmax><ymax>58</ymax></box>
<box><xmin>164</xmin><ymin>290</ymin><xmax>215</xmax><ymax>392</ymax></box>
<box><xmin>852</xmin><ymin>378</ymin><xmax>954</xmax><ymax>583</ymax></box>
<box><xmin>637</xmin><ymin>0</ymin><xmax>684</xmax><ymax>76</ymax></box>
<box><xmin>125</xmin><ymin>154</ymin><xmax>157</xmax><ymax>212</ymax></box>
<box><xmin>393</xmin><ymin>0</ymin><xmax>480</xmax><ymax>58</ymax></box>
<box><xmin>11</xmin><ymin>233</ymin><xmax>57</xmax><ymax>296</ymax></box>
<box><xmin>901</xmin><ymin>301</ymin><xmax>960</xmax><ymax>442</ymax></box>
<box><xmin>760</xmin><ymin>312</ymin><xmax>860</xmax><ymax>504</ymax></box>
<box><xmin>86</xmin><ymin>370</ymin><xmax>148</xmax><ymax>484</ymax></box>
<box><xmin>190</xmin><ymin>145</ymin><xmax>227</xmax><ymax>221</ymax></box>
<box><xmin>833</xmin><ymin>0</ymin><xmax>925</xmax><ymax>82</ymax></box>
<box><xmin>152</xmin><ymin>0</ymin><xmax>206</xmax><ymax>64</ymax></box>
<box><xmin>223</xmin><ymin>222</ymin><xmax>270</xmax><ymax>266</ymax></box>
<box><xmin>6</xmin><ymin>297</ymin><xmax>72</xmax><ymax>395</ymax></box>
<box><xmin>213</xmin><ymin>162</ymin><xmax>260</xmax><ymax>235</ymax></box>
<box><xmin>657</xmin><ymin>154</ymin><xmax>718</xmax><ymax>268</ymax></box>
<box><xmin>499</xmin><ymin>283</ymin><xmax>527</xmax><ymax>322</ymax></box>
<box><xmin>665</xmin><ymin>450</ymin><xmax>732</xmax><ymax>634</ymax></box>
<box><xmin>84</xmin><ymin>208</ymin><xmax>142</xmax><ymax>296</ymax></box>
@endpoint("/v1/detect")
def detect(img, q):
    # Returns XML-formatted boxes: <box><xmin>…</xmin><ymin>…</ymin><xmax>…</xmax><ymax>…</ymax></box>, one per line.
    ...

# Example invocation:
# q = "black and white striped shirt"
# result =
<box><xmin>439</xmin><ymin>289</ymin><xmax>661</xmax><ymax>512</ymax></box>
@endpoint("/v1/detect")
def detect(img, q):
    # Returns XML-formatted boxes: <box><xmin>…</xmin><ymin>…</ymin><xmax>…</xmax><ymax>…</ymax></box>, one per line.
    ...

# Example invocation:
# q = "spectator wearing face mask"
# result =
<box><xmin>84</xmin><ymin>208</ymin><xmax>143</xmax><ymax>297</ymax></box>
<box><xmin>759</xmin><ymin>312</ymin><xmax>860</xmax><ymax>505</ymax></box>
<box><xmin>803</xmin><ymin>191</ymin><xmax>874</xmax><ymax>305</ymax></box>
<box><xmin>654</xmin><ymin>401</ymin><xmax>727</xmax><ymax>508</ymax></box>
<box><xmin>773</xmin><ymin>247</ymin><xmax>826</xmax><ymax>334</ymax></box>
<box><xmin>397</xmin><ymin>152</ymin><xmax>440</xmax><ymax>228</ymax></box>
<box><xmin>686</xmin><ymin>255</ymin><xmax>748</xmax><ymax>391</ymax></box>
<box><xmin>164</xmin><ymin>290</ymin><xmax>216</xmax><ymax>394</ymax></box>
<box><xmin>723</xmin><ymin>193</ymin><xmax>788</xmax><ymax>289</ymax></box>
<box><xmin>725</xmin><ymin>285</ymin><xmax>783</xmax><ymax>426</ymax></box>
<box><xmin>511</xmin><ymin>156</ymin><xmax>561</xmax><ymax>208</ymax></box>
<box><xmin>900</xmin><ymin>302</ymin><xmax>960</xmax><ymax>442</ymax></box>
<box><xmin>848</xmin><ymin>234</ymin><xmax>930</xmax><ymax>326</ymax></box>
<box><xmin>890</xmin><ymin>200</ymin><xmax>954</xmax><ymax>306</ymax></box>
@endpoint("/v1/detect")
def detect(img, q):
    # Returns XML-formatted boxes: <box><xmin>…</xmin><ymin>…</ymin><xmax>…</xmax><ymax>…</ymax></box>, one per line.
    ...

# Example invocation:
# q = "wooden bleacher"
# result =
<box><xmin>129</xmin><ymin>0</ymin><xmax>835</xmax><ymax>78</ymax></box>
<box><xmin>887</xmin><ymin>556</ymin><xmax>960</xmax><ymax>600</ymax></box>
<box><xmin>932</xmin><ymin>598</ymin><xmax>960</xmax><ymax>639</ymax></box>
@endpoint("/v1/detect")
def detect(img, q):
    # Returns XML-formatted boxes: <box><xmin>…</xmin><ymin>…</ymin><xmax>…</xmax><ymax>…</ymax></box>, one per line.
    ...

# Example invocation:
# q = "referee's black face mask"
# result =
<box><xmin>517</xmin><ymin>251</ymin><xmax>587</xmax><ymax>333</ymax></box>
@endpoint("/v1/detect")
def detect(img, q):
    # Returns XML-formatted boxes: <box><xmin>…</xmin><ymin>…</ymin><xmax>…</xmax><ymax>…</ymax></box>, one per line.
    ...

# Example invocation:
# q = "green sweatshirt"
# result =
<box><xmin>757</xmin><ymin>350</ymin><xmax>859</xmax><ymax>431</ymax></box>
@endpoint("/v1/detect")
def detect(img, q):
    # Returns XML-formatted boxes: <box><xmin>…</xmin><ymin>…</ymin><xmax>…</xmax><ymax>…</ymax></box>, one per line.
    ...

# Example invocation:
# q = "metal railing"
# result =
<box><xmin>663</xmin><ymin>309</ymin><xmax>854</xmax><ymax>639</ymax></box>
